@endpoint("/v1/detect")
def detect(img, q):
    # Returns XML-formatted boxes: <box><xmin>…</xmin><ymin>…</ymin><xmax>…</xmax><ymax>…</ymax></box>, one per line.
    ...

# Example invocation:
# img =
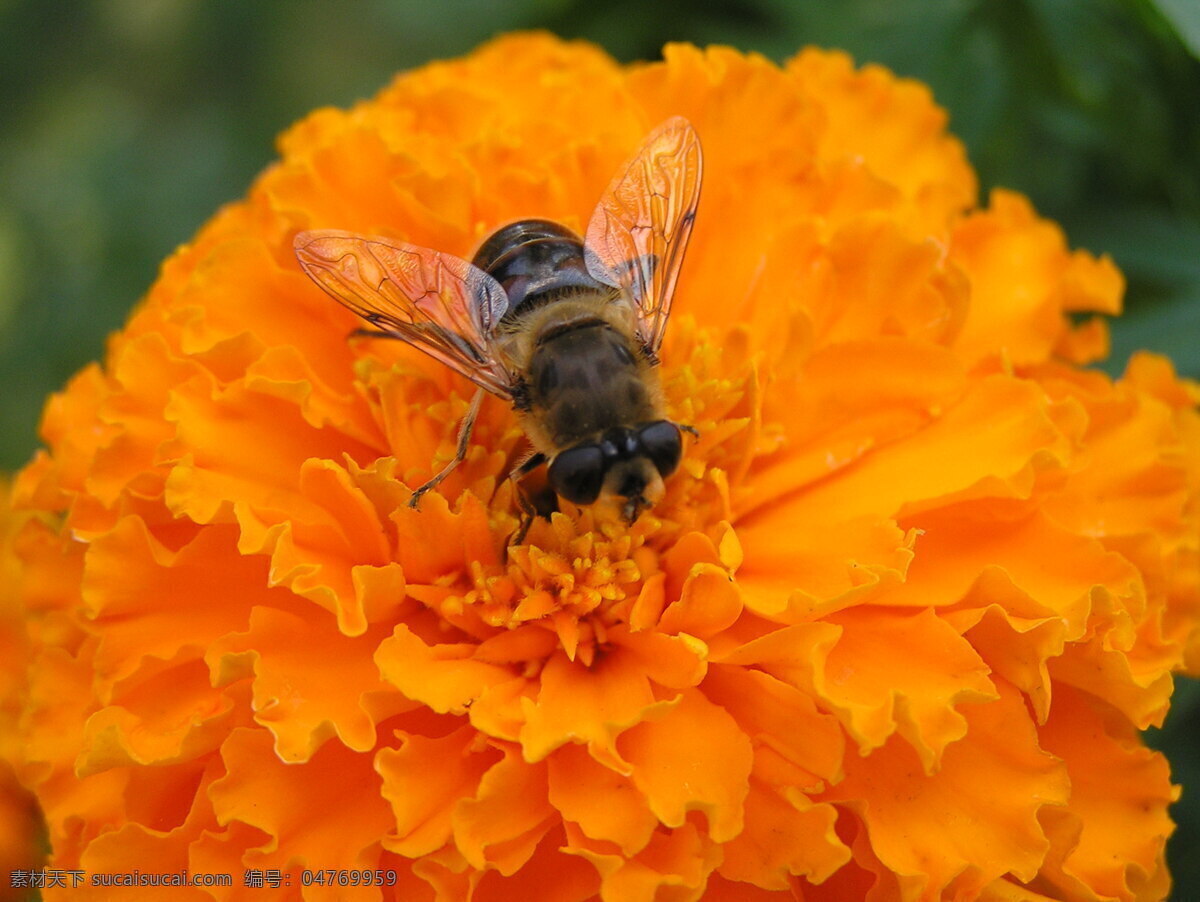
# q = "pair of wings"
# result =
<box><xmin>293</xmin><ymin>117</ymin><xmax>703</xmax><ymax>402</ymax></box>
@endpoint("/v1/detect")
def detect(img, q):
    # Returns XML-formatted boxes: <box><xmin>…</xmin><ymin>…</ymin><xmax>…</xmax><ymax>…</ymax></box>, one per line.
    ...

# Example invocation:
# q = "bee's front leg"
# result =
<box><xmin>506</xmin><ymin>451</ymin><xmax>552</xmax><ymax>547</ymax></box>
<box><xmin>408</xmin><ymin>388</ymin><xmax>486</xmax><ymax>509</ymax></box>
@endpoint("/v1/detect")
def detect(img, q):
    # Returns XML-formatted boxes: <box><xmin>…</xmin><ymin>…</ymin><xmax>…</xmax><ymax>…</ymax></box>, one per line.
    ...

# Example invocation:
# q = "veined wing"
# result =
<box><xmin>294</xmin><ymin>230</ymin><xmax>516</xmax><ymax>398</ymax></box>
<box><xmin>583</xmin><ymin>117</ymin><xmax>702</xmax><ymax>355</ymax></box>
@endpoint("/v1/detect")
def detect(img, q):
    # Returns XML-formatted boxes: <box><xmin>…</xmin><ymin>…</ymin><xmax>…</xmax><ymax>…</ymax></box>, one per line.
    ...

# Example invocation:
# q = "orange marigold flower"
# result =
<box><xmin>6</xmin><ymin>32</ymin><xmax>1200</xmax><ymax>902</ymax></box>
<box><xmin>0</xmin><ymin>480</ymin><xmax>44</xmax><ymax>901</ymax></box>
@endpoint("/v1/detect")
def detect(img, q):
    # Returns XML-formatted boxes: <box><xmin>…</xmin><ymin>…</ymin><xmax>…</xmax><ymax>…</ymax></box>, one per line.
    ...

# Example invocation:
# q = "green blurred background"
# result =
<box><xmin>1</xmin><ymin>0</ymin><xmax>1197</xmax><ymax>896</ymax></box>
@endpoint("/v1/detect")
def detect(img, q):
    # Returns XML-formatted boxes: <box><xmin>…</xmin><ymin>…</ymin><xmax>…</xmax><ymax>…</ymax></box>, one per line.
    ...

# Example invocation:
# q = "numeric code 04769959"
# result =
<box><xmin>300</xmin><ymin>869</ymin><xmax>398</xmax><ymax>887</ymax></box>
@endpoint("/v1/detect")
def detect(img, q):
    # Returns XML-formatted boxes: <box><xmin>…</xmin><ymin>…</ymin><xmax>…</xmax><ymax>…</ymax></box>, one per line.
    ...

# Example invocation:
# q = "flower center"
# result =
<box><xmin>403</xmin><ymin>321</ymin><xmax>765</xmax><ymax>664</ymax></box>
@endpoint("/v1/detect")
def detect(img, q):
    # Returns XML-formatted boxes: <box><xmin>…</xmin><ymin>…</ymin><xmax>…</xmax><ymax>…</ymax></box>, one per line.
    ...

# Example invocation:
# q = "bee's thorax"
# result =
<box><xmin>524</xmin><ymin>321</ymin><xmax>659</xmax><ymax>449</ymax></box>
<box><xmin>474</xmin><ymin>219</ymin><xmax>608</xmax><ymax>321</ymax></box>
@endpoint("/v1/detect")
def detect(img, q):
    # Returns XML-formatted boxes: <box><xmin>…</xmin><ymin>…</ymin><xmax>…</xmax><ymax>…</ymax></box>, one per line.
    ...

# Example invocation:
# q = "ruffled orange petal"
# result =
<box><xmin>950</xmin><ymin>190</ymin><xmax>1124</xmax><ymax>367</ymax></box>
<box><xmin>717</xmin><ymin>781</ymin><xmax>848</xmax><ymax>890</ymax></box>
<box><xmin>18</xmin><ymin>644</ymin><xmax>116</xmax><ymax>862</ymax></box>
<box><xmin>564</xmin><ymin>818</ymin><xmax>722</xmax><ymax>902</ymax></box>
<box><xmin>618</xmin><ymin>688</ymin><xmax>753</xmax><ymax>843</ymax></box>
<box><xmin>735</xmin><ymin>515</ymin><xmax>914</xmax><ymax>621</ymax></box>
<box><xmin>78</xmin><ymin>657</ymin><xmax>246</xmax><ymax>774</ymax></box>
<box><xmin>785</xmin><ymin>47</ymin><xmax>976</xmax><ymax>231</ymax></box>
<box><xmin>15</xmin><ymin>364</ymin><xmax>113</xmax><ymax>511</ymax></box>
<box><xmin>376</xmin><ymin>725</ymin><xmax>498</xmax><ymax>859</ymax></box>
<box><xmin>702</xmin><ymin>664</ymin><xmax>844</xmax><ymax>790</ymax></box>
<box><xmin>84</xmin><ymin>334</ymin><xmax>206</xmax><ymax>510</ymax></box>
<box><xmin>161</xmin><ymin>370</ymin><xmax>376</xmax><ymax>530</ymax></box>
<box><xmin>81</xmin><ymin>517</ymin><xmax>266</xmax><ymax>693</ymax></box>
<box><xmin>820</xmin><ymin>681</ymin><xmax>1070</xmax><ymax>899</ymax></box>
<box><xmin>797</xmin><ymin>374</ymin><xmax>1070</xmax><ymax>526</ymax></box>
<box><xmin>0</xmin><ymin>482</ymin><xmax>43</xmax><ymax>895</ymax></box>
<box><xmin>208</xmin><ymin>727</ymin><xmax>394</xmax><ymax>872</ymax></box>
<box><xmin>892</xmin><ymin>506</ymin><xmax>1137</xmax><ymax>622</ymax></box>
<box><xmin>656</xmin><ymin>566</ymin><xmax>742</xmax><ymax>638</ymax></box>
<box><xmin>769</xmin><ymin>338</ymin><xmax>968</xmax><ymax>455</ymax></box>
<box><xmin>77</xmin><ymin>824</ymin><xmax>217</xmax><ymax>902</ymax></box>
<box><xmin>207</xmin><ymin>606</ymin><xmax>407</xmax><ymax>762</ymax></box>
<box><xmin>1035</xmin><ymin>685</ymin><xmax>1176</xmax><ymax>901</ymax></box>
<box><xmin>607</xmin><ymin>627</ymin><xmax>708</xmax><ymax>688</ymax></box>
<box><xmin>816</xmin><ymin>607</ymin><xmax>997</xmax><ymax>769</ymax></box>
<box><xmin>375</xmin><ymin>623</ymin><xmax>512</xmax><ymax>715</ymax></box>
<box><xmin>472</xmin><ymin>825</ymin><xmax>599</xmax><ymax>902</ymax></box>
<box><xmin>804</xmin><ymin>220</ymin><xmax>969</xmax><ymax>349</ymax></box>
<box><xmin>893</xmin><ymin>505</ymin><xmax>1157</xmax><ymax>725</ymax></box>
<box><xmin>546</xmin><ymin>741</ymin><xmax>658</xmax><ymax>856</ymax></box>
<box><xmin>518</xmin><ymin>647</ymin><xmax>667</xmax><ymax>769</ymax></box>
<box><xmin>453</xmin><ymin>743</ymin><xmax>554</xmax><ymax>875</ymax></box>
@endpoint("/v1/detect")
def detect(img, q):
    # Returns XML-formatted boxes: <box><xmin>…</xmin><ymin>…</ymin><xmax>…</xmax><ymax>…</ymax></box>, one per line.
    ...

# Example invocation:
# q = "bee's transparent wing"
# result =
<box><xmin>294</xmin><ymin>230</ymin><xmax>516</xmax><ymax>399</ymax></box>
<box><xmin>583</xmin><ymin>117</ymin><xmax>702</xmax><ymax>355</ymax></box>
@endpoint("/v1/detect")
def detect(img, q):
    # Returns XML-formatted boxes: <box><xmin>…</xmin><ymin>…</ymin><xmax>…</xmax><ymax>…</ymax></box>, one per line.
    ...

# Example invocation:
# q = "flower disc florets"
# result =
<box><xmin>5</xmin><ymin>32</ymin><xmax>1199</xmax><ymax>902</ymax></box>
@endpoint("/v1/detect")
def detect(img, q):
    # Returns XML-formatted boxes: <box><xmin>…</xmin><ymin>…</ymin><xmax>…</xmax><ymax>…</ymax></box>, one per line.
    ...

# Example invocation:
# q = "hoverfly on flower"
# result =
<box><xmin>294</xmin><ymin>117</ymin><xmax>701</xmax><ymax>531</ymax></box>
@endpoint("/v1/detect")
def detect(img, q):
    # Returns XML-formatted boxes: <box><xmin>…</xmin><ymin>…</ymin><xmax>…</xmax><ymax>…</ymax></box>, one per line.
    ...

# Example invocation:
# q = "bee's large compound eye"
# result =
<box><xmin>637</xmin><ymin>421</ymin><xmax>683</xmax><ymax>477</ymax></box>
<box><xmin>548</xmin><ymin>445</ymin><xmax>607</xmax><ymax>505</ymax></box>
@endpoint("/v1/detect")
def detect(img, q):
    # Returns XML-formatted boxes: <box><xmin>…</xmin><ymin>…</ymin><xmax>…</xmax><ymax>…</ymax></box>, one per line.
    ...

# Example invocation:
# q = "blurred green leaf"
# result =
<box><xmin>1070</xmin><ymin>208</ymin><xmax>1200</xmax><ymax>378</ymax></box>
<box><xmin>1147</xmin><ymin>677</ymin><xmax>1200</xmax><ymax>901</ymax></box>
<box><xmin>1149</xmin><ymin>0</ymin><xmax>1200</xmax><ymax>57</ymax></box>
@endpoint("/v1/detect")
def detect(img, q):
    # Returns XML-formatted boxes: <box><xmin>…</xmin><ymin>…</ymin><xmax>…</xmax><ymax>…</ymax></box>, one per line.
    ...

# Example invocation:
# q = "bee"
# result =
<box><xmin>293</xmin><ymin>117</ymin><xmax>702</xmax><ymax>533</ymax></box>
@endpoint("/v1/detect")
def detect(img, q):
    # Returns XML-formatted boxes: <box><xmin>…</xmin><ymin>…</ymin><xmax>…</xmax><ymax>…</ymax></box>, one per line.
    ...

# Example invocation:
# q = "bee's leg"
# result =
<box><xmin>510</xmin><ymin>489</ymin><xmax>537</xmax><ymax>549</ymax></box>
<box><xmin>506</xmin><ymin>452</ymin><xmax>549</xmax><ymax>547</ymax></box>
<box><xmin>408</xmin><ymin>388</ymin><xmax>485</xmax><ymax>509</ymax></box>
<box><xmin>679</xmin><ymin>423</ymin><xmax>700</xmax><ymax>438</ymax></box>
<box><xmin>621</xmin><ymin>495</ymin><xmax>652</xmax><ymax>525</ymax></box>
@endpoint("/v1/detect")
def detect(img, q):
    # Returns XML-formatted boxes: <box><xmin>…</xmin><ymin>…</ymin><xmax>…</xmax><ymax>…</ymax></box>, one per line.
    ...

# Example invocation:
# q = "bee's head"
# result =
<box><xmin>547</xmin><ymin>421</ymin><xmax>683</xmax><ymax>522</ymax></box>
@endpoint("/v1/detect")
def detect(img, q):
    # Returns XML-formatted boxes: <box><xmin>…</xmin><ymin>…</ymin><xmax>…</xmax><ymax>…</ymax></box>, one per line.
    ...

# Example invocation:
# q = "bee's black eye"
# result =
<box><xmin>548</xmin><ymin>445</ymin><xmax>607</xmax><ymax>505</ymax></box>
<box><xmin>637</xmin><ymin>421</ymin><xmax>682</xmax><ymax>477</ymax></box>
